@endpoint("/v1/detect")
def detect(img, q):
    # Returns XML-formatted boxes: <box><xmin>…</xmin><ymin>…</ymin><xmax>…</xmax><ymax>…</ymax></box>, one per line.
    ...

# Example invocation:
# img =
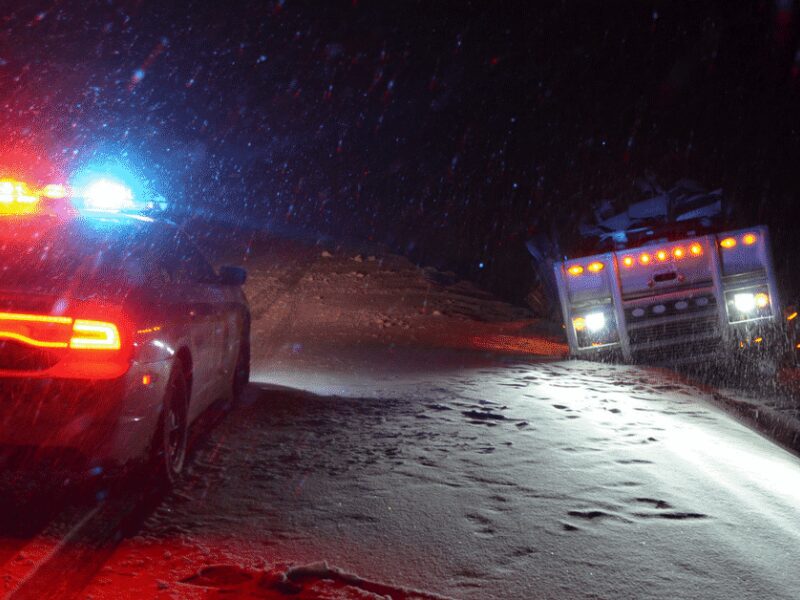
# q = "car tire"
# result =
<box><xmin>153</xmin><ymin>364</ymin><xmax>189</xmax><ymax>487</ymax></box>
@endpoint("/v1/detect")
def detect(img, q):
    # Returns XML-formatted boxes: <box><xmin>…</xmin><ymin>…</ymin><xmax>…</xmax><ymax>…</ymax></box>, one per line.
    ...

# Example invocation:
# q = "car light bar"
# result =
<box><xmin>0</xmin><ymin>175</ymin><xmax>159</xmax><ymax>216</ymax></box>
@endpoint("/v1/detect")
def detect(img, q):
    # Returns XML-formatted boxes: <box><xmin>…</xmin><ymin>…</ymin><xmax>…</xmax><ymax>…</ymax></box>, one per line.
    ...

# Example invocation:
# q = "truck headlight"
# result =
<box><xmin>727</xmin><ymin>288</ymin><xmax>772</xmax><ymax>323</ymax></box>
<box><xmin>572</xmin><ymin>309</ymin><xmax>618</xmax><ymax>348</ymax></box>
<box><xmin>734</xmin><ymin>293</ymin><xmax>756</xmax><ymax>313</ymax></box>
<box><xmin>584</xmin><ymin>312</ymin><xmax>606</xmax><ymax>332</ymax></box>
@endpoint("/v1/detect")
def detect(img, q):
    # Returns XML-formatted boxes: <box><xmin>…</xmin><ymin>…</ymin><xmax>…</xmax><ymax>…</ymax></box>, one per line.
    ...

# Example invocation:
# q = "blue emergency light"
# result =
<box><xmin>81</xmin><ymin>179</ymin><xmax>136</xmax><ymax>212</ymax></box>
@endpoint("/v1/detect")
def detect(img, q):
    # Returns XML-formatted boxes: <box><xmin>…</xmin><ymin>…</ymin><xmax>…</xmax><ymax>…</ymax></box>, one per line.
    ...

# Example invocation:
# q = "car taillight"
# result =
<box><xmin>0</xmin><ymin>312</ymin><xmax>73</xmax><ymax>348</ymax></box>
<box><xmin>0</xmin><ymin>310</ymin><xmax>130</xmax><ymax>379</ymax></box>
<box><xmin>70</xmin><ymin>319</ymin><xmax>121</xmax><ymax>350</ymax></box>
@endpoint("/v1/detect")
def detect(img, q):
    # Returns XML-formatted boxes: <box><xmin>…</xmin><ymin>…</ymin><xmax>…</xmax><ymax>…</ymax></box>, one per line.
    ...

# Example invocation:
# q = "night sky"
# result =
<box><xmin>1</xmin><ymin>0</ymin><xmax>799</xmax><ymax>299</ymax></box>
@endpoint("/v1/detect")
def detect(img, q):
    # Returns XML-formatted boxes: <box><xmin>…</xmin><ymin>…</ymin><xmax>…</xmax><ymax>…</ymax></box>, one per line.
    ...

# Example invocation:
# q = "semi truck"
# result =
<box><xmin>554</xmin><ymin>225</ymin><xmax>786</xmax><ymax>366</ymax></box>
<box><xmin>527</xmin><ymin>180</ymin><xmax>795</xmax><ymax>367</ymax></box>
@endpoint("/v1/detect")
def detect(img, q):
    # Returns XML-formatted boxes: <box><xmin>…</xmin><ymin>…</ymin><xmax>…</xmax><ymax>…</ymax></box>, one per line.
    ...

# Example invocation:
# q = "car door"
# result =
<box><xmin>158</xmin><ymin>232</ymin><xmax>224</xmax><ymax>420</ymax></box>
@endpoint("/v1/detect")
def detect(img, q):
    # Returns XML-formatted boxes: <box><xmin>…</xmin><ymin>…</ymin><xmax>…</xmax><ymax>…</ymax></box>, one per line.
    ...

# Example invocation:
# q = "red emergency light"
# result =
<box><xmin>0</xmin><ymin>178</ymin><xmax>72</xmax><ymax>216</ymax></box>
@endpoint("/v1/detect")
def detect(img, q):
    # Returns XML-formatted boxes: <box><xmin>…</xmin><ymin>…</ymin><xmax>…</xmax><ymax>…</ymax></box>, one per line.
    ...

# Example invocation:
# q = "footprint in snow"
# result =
<box><xmin>634</xmin><ymin>497</ymin><xmax>672</xmax><ymax>509</ymax></box>
<box><xmin>182</xmin><ymin>565</ymin><xmax>254</xmax><ymax>587</ymax></box>
<box><xmin>633</xmin><ymin>511</ymin><xmax>708</xmax><ymax>520</ymax></box>
<box><xmin>627</xmin><ymin>498</ymin><xmax>709</xmax><ymax>520</ymax></box>
<box><xmin>462</xmin><ymin>410</ymin><xmax>507</xmax><ymax>422</ymax></box>
<box><xmin>465</xmin><ymin>512</ymin><xmax>497</xmax><ymax>537</ymax></box>
<box><xmin>567</xmin><ymin>510</ymin><xmax>631</xmax><ymax>523</ymax></box>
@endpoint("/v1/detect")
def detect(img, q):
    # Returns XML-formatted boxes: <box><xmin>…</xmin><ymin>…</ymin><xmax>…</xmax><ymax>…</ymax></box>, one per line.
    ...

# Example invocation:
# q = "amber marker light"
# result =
<box><xmin>567</xmin><ymin>265</ymin><xmax>584</xmax><ymax>276</ymax></box>
<box><xmin>690</xmin><ymin>243</ymin><xmax>703</xmax><ymax>256</ymax></box>
<box><xmin>754</xmin><ymin>293</ymin><xmax>770</xmax><ymax>309</ymax></box>
<box><xmin>720</xmin><ymin>237</ymin><xmax>736</xmax><ymax>249</ymax></box>
<box><xmin>587</xmin><ymin>261</ymin><xmax>604</xmax><ymax>273</ymax></box>
<box><xmin>572</xmin><ymin>317</ymin><xmax>586</xmax><ymax>331</ymax></box>
<box><xmin>622</xmin><ymin>256</ymin><xmax>634</xmax><ymax>267</ymax></box>
<box><xmin>656</xmin><ymin>250</ymin><xmax>668</xmax><ymax>261</ymax></box>
<box><xmin>742</xmin><ymin>233</ymin><xmax>757</xmax><ymax>245</ymax></box>
<box><xmin>673</xmin><ymin>247</ymin><xmax>685</xmax><ymax>259</ymax></box>
<box><xmin>639</xmin><ymin>253</ymin><xmax>651</xmax><ymax>265</ymax></box>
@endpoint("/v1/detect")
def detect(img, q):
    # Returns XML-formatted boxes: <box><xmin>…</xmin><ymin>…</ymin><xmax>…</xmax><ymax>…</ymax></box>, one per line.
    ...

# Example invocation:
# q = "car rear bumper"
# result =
<box><xmin>0</xmin><ymin>359</ymin><xmax>172</xmax><ymax>476</ymax></box>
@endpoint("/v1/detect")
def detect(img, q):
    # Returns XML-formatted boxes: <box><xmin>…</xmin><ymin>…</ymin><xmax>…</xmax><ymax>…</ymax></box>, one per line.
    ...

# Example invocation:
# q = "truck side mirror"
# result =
<box><xmin>219</xmin><ymin>265</ymin><xmax>247</xmax><ymax>286</ymax></box>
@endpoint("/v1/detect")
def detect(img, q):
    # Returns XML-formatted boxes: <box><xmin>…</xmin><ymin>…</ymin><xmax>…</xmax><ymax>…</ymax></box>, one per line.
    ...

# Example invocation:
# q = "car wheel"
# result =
<box><xmin>153</xmin><ymin>364</ymin><xmax>189</xmax><ymax>486</ymax></box>
<box><xmin>232</xmin><ymin>339</ymin><xmax>250</xmax><ymax>403</ymax></box>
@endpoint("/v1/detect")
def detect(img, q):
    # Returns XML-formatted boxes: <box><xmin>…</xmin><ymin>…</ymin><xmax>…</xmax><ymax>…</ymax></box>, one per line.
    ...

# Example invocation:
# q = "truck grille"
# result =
<box><xmin>624</xmin><ymin>292</ymin><xmax>723</xmax><ymax>366</ymax></box>
<box><xmin>631</xmin><ymin>337</ymin><xmax>722</xmax><ymax>365</ymax></box>
<box><xmin>628</xmin><ymin>315</ymin><xmax>719</xmax><ymax>346</ymax></box>
<box><xmin>624</xmin><ymin>293</ymin><xmax>717</xmax><ymax>321</ymax></box>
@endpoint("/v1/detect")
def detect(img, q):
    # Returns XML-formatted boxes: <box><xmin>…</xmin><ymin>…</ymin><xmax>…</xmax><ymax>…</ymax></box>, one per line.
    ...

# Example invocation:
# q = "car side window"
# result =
<box><xmin>158</xmin><ymin>232</ymin><xmax>217</xmax><ymax>285</ymax></box>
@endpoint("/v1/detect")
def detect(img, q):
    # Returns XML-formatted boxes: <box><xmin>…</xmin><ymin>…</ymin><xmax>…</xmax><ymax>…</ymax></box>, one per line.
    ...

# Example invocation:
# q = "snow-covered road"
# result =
<box><xmin>83</xmin><ymin>355</ymin><xmax>800</xmax><ymax>599</ymax></box>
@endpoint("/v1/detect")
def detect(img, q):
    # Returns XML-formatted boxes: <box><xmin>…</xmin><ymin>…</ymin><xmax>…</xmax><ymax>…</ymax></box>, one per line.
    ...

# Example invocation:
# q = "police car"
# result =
<box><xmin>0</xmin><ymin>177</ymin><xmax>250</xmax><ymax>484</ymax></box>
